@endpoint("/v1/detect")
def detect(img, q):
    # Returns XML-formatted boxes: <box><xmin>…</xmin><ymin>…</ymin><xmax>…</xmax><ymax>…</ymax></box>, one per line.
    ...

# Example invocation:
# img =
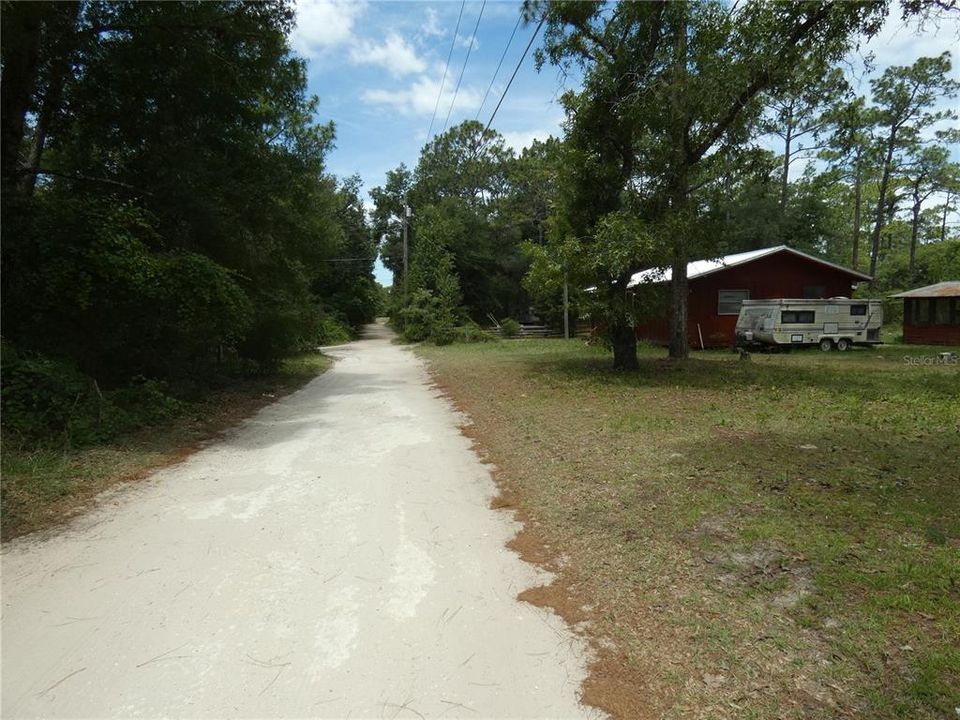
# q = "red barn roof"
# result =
<box><xmin>628</xmin><ymin>245</ymin><xmax>871</xmax><ymax>287</ymax></box>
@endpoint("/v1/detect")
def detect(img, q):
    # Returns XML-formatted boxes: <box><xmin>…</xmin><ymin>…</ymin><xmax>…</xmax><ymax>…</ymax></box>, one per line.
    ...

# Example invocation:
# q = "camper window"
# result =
<box><xmin>782</xmin><ymin>310</ymin><xmax>815</xmax><ymax>324</ymax></box>
<box><xmin>850</xmin><ymin>304</ymin><xmax>867</xmax><ymax>316</ymax></box>
<box><xmin>718</xmin><ymin>289</ymin><xmax>749</xmax><ymax>315</ymax></box>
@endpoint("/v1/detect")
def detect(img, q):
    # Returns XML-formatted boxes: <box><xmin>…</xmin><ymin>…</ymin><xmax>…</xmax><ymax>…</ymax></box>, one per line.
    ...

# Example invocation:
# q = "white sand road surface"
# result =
<box><xmin>2</xmin><ymin>322</ymin><xmax>603</xmax><ymax>719</ymax></box>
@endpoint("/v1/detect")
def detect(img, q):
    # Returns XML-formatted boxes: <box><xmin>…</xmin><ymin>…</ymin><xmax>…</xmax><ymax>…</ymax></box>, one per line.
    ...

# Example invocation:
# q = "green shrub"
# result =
<box><xmin>396</xmin><ymin>293</ymin><xmax>421</xmax><ymax>341</ymax></box>
<box><xmin>317</xmin><ymin>314</ymin><xmax>353</xmax><ymax>345</ymax></box>
<box><xmin>432</xmin><ymin>325</ymin><xmax>455</xmax><ymax>346</ymax></box>
<box><xmin>108</xmin><ymin>378</ymin><xmax>182</xmax><ymax>426</ymax></box>
<box><xmin>240</xmin><ymin>298</ymin><xmax>321</xmax><ymax>371</ymax></box>
<box><xmin>458</xmin><ymin>321</ymin><xmax>497</xmax><ymax>343</ymax></box>
<box><xmin>2</xmin><ymin>346</ymin><xmax>95</xmax><ymax>443</ymax></box>
<box><xmin>500</xmin><ymin>318</ymin><xmax>521</xmax><ymax>338</ymax></box>
<box><xmin>325</xmin><ymin>277</ymin><xmax>381</xmax><ymax>329</ymax></box>
<box><xmin>152</xmin><ymin>251</ymin><xmax>253</xmax><ymax>365</ymax></box>
<box><xmin>399</xmin><ymin>289</ymin><xmax>446</xmax><ymax>343</ymax></box>
<box><xmin>1</xmin><ymin>344</ymin><xmax>182</xmax><ymax>446</ymax></box>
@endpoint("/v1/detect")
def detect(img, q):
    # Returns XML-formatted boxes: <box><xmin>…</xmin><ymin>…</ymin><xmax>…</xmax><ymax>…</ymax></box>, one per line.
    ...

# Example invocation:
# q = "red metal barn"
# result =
<box><xmin>892</xmin><ymin>282</ymin><xmax>960</xmax><ymax>346</ymax></box>
<box><xmin>631</xmin><ymin>246</ymin><xmax>872</xmax><ymax>348</ymax></box>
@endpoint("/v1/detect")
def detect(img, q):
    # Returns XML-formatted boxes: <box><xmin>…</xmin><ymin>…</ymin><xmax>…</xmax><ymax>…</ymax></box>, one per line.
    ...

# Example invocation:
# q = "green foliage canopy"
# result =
<box><xmin>1</xmin><ymin>0</ymin><xmax>379</xmax><ymax>443</ymax></box>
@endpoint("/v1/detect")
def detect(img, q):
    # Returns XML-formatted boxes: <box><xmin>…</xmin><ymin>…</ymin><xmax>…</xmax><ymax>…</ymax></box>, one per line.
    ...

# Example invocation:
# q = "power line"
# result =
<box><xmin>475</xmin><ymin>11</ymin><xmax>522</xmax><ymax>122</ymax></box>
<box><xmin>483</xmin><ymin>14</ymin><xmax>546</xmax><ymax>136</ymax></box>
<box><xmin>442</xmin><ymin>0</ymin><xmax>486</xmax><ymax>134</ymax></box>
<box><xmin>426</xmin><ymin>0</ymin><xmax>466</xmax><ymax>142</ymax></box>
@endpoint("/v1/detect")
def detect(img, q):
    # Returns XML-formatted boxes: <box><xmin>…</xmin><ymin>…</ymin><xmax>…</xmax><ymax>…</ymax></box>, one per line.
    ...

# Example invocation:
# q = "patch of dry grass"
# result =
<box><xmin>420</xmin><ymin>340</ymin><xmax>960</xmax><ymax>720</ymax></box>
<box><xmin>1</xmin><ymin>352</ymin><xmax>333</xmax><ymax>540</ymax></box>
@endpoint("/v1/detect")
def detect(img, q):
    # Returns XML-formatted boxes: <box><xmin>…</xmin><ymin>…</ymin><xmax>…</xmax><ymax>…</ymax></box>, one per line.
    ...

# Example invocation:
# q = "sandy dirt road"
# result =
<box><xmin>2</xmin><ymin>323</ymin><xmax>601</xmax><ymax>719</ymax></box>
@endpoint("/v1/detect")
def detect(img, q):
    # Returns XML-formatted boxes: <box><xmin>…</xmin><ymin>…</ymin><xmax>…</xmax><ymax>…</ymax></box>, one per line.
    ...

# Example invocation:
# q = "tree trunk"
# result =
<box><xmin>868</xmin><ymin>129</ymin><xmax>897</xmax><ymax>281</ymax></box>
<box><xmin>851</xmin><ymin>156</ymin><xmax>862</xmax><ymax>270</ymax></box>
<box><xmin>610</xmin><ymin>320</ymin><xmax>639</xmax><ymax>371</ymax></box>
<box><xmin>780</xmin><ymin>106</ymin><xmax>793</xmax><ymax>212</ymax></box>
<box><xmin>0</xmin><ymin>3</ymin><xmax>48</xmax><ymax>187</ymax></box>
<box><xmin>942</xmin><ymin>191</ymin><xmax>951</xmax><ymax>243</ymax></box>
<box><xmin>667</xmin><ymin>12</ymin><xmax>689</xmax><ymax>361</ymax></box>
<box><xmin>669</xmin><ymin>243</ymin><xmax>689</xmax><ymax>359</ymax></box>
<box><xmin>17</xmin><ymin>2</ymin><xmax>80</xmax><ymax>196</ymax></box>
<box><xmin>909</xmin><ymin>193</ymin><xmax>921</xmax><ymax>279</ymax></box>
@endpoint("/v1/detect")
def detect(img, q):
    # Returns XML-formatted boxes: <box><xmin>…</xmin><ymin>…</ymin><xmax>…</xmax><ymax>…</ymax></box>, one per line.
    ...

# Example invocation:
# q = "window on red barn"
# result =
<box><xmin>718</xmin><ymin>289</ymin><xmax>749</xmax><ymax>315</ymax></box>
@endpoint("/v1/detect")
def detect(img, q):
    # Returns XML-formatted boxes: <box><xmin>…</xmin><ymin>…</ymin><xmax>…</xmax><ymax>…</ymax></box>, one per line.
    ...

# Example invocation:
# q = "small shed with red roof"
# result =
<box><xmin>892</xmin><ymin>281</ymin><xmax>960</xmax><ymax>346</ymax></box>
<box><xmin>631</xmin><ymin>245</ymin><xmax>872</xmax><ymax>348</ymax></box>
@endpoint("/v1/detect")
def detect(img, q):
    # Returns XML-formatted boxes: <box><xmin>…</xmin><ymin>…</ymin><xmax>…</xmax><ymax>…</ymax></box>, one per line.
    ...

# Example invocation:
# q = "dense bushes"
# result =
<box><xmin>317</xmin><ymin>314</ymin><xmax>354</xmax><ymax>346</ymax></box>
<box><xmin>3</xmin><ymin>194</ymin><xmax>257</xmax><ymax>380</ymax></box>
<box><xmin>391</xmin><ymin>288</ymin><xmax>496</xmax><ymax>346</ymax></box>
<box><xmin>1</xmin><ymin>343</ymin><xmax>181</xmax><ymax>446</ymax></box>
<box><xmin>1</xmin><ymin>2</ymin><xmax>380</xmax><ymax>445</ymax></box>
<box><xmin>398</xmin><ymin>288</ymin><xmax>463</xmax><ymax>344</ymax></box>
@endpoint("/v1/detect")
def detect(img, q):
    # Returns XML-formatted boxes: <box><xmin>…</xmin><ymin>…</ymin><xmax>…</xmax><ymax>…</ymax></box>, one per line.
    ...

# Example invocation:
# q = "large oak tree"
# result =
<box><xmin>533</xmin><ymin>0</ymin><xmax>889</xmax><ymax>367</ymax></box>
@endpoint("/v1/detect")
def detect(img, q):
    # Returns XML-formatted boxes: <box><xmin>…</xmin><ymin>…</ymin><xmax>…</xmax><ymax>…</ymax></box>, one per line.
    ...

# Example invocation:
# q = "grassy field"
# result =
<box><xmin>1</xmin><ymin>352</ymin><xmax>333</xmax><ymax>540</ymax></box>
<box><xmin>419</xmin><ymin>340</ymin><xmax>960</xmax><ymax>720</ymax></box>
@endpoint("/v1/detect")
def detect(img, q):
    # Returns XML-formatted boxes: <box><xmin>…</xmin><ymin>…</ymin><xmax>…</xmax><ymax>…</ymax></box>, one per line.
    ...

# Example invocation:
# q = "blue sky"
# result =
<box><xmin>290</xmin><ymin>1</ymin><xmax>959</xmax><ymax>285</ymax></box>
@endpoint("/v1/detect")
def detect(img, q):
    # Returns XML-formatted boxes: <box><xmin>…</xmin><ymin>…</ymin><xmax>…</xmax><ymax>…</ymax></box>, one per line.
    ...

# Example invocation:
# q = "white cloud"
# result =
<box><xmin>291</xmin><ymin>0</ymin><xmax>365</xmax><ymax>58</ymax></box>
<box><xmin>501</xmin><ymin>127</ymin><xmax>559</xmax><ymax>153</ymax></box>
<box><xmin>361</xmin><ymin>73</ymin><xmax>483</xmax><ymax>117</ymax></box>
<box><xmin>456</xmin><ymin>33</ymin><xmax>480</xmax><ymax>51</ymax></box>
<box><xmin>421</xmin><ymin>8</ymin><xmax>444</xmax><ymax>39</ymax></box>
<box><xmin>862</xmin><ymin>15</ymin><xmax>959</xmax><ymax>76</ymax></box>
<box><xmin>350</xmin><ymin>33</ymin><xmax>427</xmax><ymax>77</ymax></box>
<box><xmin>844</xmin><ymin>5</ymin><xmax>960</xmax><ymax>90</ymax></box>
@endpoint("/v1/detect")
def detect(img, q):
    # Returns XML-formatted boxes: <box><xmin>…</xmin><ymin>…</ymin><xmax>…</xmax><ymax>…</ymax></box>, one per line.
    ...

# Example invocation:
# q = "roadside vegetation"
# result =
<box><xmin>1</xmin><ymin>352</ymin><xmax>332</xmax><ymax>540</ymax></box>
<box><xmin>421</xmin><ymin>340</ymin><xmax>960</xmax><ymax>720</ymax></box>
<box><xmin>1</xmin><ymin>2</ymin><xmax>378</xmax><ymax>529</ymax></box>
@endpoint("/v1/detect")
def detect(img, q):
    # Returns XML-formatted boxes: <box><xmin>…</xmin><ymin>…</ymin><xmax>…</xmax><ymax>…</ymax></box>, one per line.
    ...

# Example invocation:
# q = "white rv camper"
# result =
<box><xmin>735</xmin><ymin>298</ymin><xmax>883</xmax><ymax>351</ymax></box>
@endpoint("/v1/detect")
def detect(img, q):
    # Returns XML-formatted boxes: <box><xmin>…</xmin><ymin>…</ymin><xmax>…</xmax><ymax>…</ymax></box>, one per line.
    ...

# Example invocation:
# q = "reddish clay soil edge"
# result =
<box><xmin>430</xmin><ymin>372</ymin><xmax>666</xmax><ymax>720</ymax></box>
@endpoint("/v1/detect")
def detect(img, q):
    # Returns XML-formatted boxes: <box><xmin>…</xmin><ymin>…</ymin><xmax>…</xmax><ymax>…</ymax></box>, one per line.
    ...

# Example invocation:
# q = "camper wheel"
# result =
<box><xmin>819</xmin><ymin>338</ymin><xmax>834</xmax><ymax>352</ymax></box>
<box><xmin>836</xmin><ymin>338</ymin><xmax>852</xmax><ymax>352</ymax></box>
